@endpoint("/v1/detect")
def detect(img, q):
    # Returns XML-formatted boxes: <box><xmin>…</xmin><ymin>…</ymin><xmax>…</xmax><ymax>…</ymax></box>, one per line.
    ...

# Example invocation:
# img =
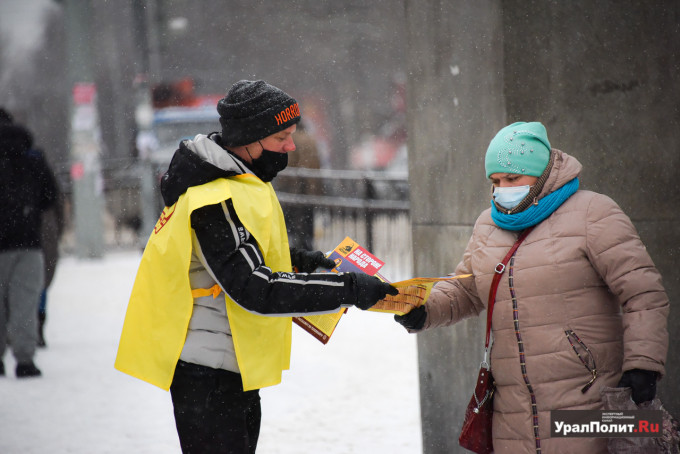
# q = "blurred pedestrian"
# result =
<box><xmin>0</xmin><ymin>121</ymin><xmax>60</xmax><ymax>378</ymax></box>
<box><xmin>115</xmin><ymin>80</ymin><xmax>398</xmax><ymax>453</ymax></box>
<box><xmin>30</xmin><ymin>147</ymin><xmax>64</xmax><ymax>347</ymax></box>
<box><xmin>395</xmin><ymin>122</ymin><xmax>669</xmax><ymax>453</ymax></box>
<box><xmin>0</xmin><ymin>108</ymin><xmax>64</xmax><ymax>348</ymax></box>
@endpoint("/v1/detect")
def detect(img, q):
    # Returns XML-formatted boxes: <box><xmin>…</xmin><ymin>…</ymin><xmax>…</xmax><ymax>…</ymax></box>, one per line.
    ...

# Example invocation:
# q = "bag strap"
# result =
<box><xmin>485</xmin><ymin>226</ymin><xmax>535</xmax><ymax>350</ymax></box>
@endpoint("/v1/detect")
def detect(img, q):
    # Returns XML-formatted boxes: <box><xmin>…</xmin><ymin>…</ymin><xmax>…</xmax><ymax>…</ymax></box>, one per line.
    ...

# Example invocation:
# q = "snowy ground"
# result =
<box><xmin>0</xmin><ymin>251</ymin><xmax>422</xmax><ymax>453</ymax></box>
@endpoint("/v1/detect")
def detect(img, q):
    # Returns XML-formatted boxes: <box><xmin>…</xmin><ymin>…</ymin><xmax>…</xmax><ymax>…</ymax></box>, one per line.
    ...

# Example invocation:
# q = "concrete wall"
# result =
<box><xmin>406</xmin><ymin>1</ymin><xmax>680</xmax><ymax>452</ymax></box>
<box><xmin>405</xmin><ymin>1</ymin><xmax>505</xmax><ymax>451</ymax></box>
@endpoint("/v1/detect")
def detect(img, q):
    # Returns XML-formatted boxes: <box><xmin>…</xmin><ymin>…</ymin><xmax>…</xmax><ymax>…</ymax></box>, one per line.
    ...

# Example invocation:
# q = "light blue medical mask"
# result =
<box><xmin>493</xmin><ymin>185</ymin><xmax>531</xmax><ymax>210</ymax></box>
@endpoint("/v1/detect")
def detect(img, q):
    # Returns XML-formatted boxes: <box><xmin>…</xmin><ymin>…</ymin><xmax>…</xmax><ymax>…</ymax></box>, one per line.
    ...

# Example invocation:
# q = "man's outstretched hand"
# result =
<box><xmin>350</xmin><ymin>273</ymin><xmax>399</xmax><ymax>310</ymax></box>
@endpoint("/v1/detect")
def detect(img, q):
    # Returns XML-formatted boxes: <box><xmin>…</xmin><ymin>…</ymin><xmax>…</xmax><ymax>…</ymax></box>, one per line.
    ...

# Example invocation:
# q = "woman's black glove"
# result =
<box><xmin>394</xmin><ymin>305</ymin><xmax>427</xmax><ymax>331</ymax></box>
<box><xmin>617</xmin><ymin>369</ymin><xmax>658</xmax><ymax>404</ymax></box>
<box><xmin>290</xmin><ymin>247</ymin><xmax>336</xmax><ymax>273</ymax></box>
<box><xmin>350</xmin><ymin>272</ymin><xmax>399</xmax><ymax>310</ymax></box>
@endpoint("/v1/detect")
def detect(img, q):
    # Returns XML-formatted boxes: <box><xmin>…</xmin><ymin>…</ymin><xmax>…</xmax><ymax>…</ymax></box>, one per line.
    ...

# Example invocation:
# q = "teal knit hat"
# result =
<box><xmin>485</xmin><ymin>122</ymin><xmax>551</xmax><ymax>178</ymax></box>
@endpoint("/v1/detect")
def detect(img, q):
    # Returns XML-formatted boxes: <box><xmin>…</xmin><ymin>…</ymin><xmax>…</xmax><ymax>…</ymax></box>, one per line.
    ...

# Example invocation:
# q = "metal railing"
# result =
<box><xmin>273</xmin><ymin>167</ymin><xmax>412</xmax><ymax>281</ymax></box>
<box><xmin>56</xmin><ymin>162</ymin><xmax>413</xmax><ymax>280</ymax></box>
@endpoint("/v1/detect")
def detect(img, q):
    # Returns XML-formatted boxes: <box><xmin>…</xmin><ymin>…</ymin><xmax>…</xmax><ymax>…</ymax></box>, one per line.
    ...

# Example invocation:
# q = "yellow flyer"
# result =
<box><xmin>369</xmin><ymin>275</ymin><xmax>471</xmax><ymax>316</ymax></box>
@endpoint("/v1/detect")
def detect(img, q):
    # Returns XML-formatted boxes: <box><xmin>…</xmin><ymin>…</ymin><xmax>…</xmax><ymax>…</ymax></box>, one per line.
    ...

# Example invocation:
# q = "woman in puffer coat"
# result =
<box><xmin>395</xmin><ymin>122</ymin><xmax>669</xmax><ymax>454</ymax></box>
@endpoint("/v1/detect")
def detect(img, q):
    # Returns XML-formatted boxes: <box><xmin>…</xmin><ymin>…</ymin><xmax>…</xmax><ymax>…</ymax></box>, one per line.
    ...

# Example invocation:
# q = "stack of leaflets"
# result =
<box><xmin>292</xmin><ymin>236</ymin><xmax>469</xmax><ymax>344</ymax></box>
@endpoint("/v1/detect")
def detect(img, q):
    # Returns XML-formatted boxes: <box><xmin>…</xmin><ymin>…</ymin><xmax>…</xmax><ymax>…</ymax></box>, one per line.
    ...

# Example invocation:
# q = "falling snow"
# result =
<box><xmin>0</xmin><ymin>251</ymin><xmax>422</xmax><ymax>453</ymax></box>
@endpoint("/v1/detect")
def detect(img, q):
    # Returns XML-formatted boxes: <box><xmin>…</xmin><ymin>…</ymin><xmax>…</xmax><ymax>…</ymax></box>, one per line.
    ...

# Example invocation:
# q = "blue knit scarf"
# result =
<box><xmin>490</xmin><ymin>178</ymin><xmax>580</xmax><ymax>231</ymax></box>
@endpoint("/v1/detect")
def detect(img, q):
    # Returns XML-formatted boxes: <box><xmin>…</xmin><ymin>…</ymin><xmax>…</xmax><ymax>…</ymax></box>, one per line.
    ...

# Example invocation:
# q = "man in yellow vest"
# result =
<box><xmin>115</xmin><ymin>80</ymin><xmax>398</xmax><ymax>453</ymax></box>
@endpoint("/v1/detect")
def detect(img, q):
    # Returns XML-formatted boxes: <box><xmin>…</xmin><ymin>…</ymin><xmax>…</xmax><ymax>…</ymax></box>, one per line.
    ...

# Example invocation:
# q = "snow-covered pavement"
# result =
<box><xmin>0</xmin><ymin>251</ymin><xmax>422</xmax><ymax>453</ymax></box>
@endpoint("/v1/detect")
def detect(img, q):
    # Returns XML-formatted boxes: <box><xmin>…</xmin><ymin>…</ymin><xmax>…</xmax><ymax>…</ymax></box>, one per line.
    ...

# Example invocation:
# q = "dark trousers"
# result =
<box><xmin>170</xmin><ymin>361</ymin><xmax>261</xmax><ymax>454</ymax></box>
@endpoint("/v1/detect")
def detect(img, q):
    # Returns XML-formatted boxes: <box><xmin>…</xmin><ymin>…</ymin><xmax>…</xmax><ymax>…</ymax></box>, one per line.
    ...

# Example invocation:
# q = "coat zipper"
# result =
<box><xmin>564</xmin><ymin>329</ymin><xmax>598</xmax><ymax>393</ymax></box>
<box><xmin>508</xmin><ymin>256</ymin><xmax>542</xmax><ymax>453</ymax></box>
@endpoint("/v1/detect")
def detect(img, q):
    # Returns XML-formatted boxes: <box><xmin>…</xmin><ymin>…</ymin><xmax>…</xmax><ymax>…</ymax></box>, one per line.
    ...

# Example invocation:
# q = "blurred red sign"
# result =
<box><xmin>73</xmin><ymin>83</ymin><xmax>96</xmax><ymax>105</ymax></box>
<box><xmin>70</xmin><ymin>162</ymin><xmax>85</xmax><ymax>180</ymax></box>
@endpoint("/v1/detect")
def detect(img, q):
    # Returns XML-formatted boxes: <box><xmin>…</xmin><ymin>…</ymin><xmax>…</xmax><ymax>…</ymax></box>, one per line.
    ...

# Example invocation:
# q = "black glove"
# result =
<box><xmin>617</xmin><ymin>369</ymin><xmax>658</xmax><ymax>404</ymax></box>
<box><xmin>290</xmin><ymin>247</ymin><xmax>336</xmax><ymax>273</ymax></box>
<box><xmin>350</xmin><ymin>272</ymin><xmax>399</xmax><ymax>310</ymax></box>
<box><xmin>394</xmin><ymin>305</ymin><xmax>427</xmax><ymax>331</ymax></box>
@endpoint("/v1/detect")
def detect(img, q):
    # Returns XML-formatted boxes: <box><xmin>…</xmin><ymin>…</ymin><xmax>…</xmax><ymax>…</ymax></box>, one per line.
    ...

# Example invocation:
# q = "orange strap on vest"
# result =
<box><xmin>191</xmin><ymin>284</ymin><xmax>222</xmax><ymax>299</ymax></box>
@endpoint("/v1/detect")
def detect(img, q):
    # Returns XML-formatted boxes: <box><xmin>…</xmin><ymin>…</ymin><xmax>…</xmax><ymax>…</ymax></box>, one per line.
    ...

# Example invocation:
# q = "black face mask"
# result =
<box><xmin>246</xmin><ymin>141</ymin><xmax>288</xmax><ymax>182</ymax></box>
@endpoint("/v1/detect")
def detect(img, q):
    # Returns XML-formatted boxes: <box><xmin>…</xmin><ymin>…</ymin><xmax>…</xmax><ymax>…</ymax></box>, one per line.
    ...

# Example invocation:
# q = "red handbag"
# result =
<box><xmin>459</xmin><ymin>227</ymin><xmax>534</xmax><ymax>454</ymax></box>
<box><xmin>459</xmin><ymin>364</ymin><xmax>495</xmax><ymax>453</ymax></box>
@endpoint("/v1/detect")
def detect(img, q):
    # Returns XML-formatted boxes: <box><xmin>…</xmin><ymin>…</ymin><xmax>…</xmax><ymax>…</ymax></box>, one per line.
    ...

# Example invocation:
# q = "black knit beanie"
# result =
<box><xmin>217</xmin><ymin>80</ymin><xmax>301</xmax><ymax>147</ymax></box>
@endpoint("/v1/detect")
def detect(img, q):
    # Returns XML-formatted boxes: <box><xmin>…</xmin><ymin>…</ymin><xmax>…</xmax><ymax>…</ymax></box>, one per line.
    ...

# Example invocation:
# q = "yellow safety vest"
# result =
<box><xmin>114</xmin><ymin>175</ymin><xmax>292</xmax><ymax>391</ymax></box>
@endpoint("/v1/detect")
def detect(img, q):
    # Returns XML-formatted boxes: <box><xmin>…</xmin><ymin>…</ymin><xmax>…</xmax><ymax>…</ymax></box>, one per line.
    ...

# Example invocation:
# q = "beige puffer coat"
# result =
<box><xmin>423</xmin><ymin>150</ymin><xmax>669</xmax><ymax>454</ymax></box>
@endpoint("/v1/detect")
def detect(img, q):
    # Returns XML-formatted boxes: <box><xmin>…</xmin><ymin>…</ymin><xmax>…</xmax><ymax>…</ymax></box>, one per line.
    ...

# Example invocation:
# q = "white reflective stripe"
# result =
<box><xmin>220</xmin><ymin>201</ymin><xmax>241</xmax><ymax>246</ymax></box>
<box><xmin>251</xmin><ymin>270</ymin><xmax>345</xmax><ymax>287</ymax></box>
<box><xmin>239</xmin><ymin>248</ymin><xmax>255</xmax><ymax>270</ymax></box>
<box><xmin>243</xmin><ymin>242</ymin><xmax>263</xmax><ymax>268</ymax></box>
<box><xmin>286</xmin><ymin>279</ymin><xmax>344</xmax><ymax>287</ymax></box>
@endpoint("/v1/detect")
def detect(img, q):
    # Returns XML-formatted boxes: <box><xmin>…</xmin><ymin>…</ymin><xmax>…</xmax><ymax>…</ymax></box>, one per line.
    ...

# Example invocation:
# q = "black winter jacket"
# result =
<box><xmin>0</xmin><ymin>130</ymin><xmax>59</xmax><ymax>251</ymax></box>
